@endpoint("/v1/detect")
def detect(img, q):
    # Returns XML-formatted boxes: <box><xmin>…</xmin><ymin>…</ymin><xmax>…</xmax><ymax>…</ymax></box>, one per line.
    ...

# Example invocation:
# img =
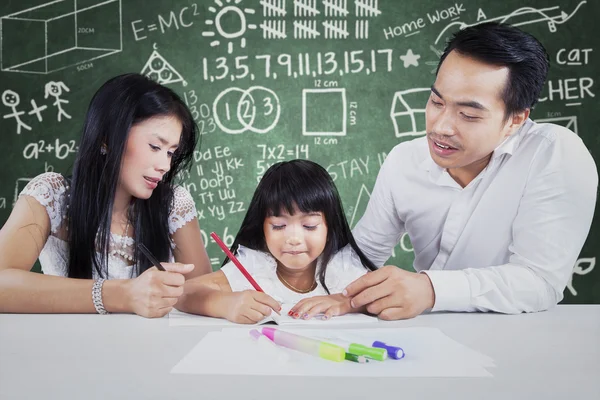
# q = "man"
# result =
<box><xmin>344</xmin><ymin>22</ymin><xmax>598</xmax><ymax>320</ymax></box>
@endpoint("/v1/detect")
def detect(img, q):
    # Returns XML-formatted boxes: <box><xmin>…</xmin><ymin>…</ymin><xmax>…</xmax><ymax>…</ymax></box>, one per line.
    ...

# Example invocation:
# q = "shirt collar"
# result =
<box><xmin>418</xmin><ymin>119</ymin><xmax>530</xmax><ymax>187</ymax></box>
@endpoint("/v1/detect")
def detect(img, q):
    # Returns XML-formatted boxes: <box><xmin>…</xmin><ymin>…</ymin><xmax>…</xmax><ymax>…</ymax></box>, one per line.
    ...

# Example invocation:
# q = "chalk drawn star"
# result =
<box><xmin>400</xmin><ymin>49</ymin><xmax>421</xmax><ymax>68</ymax></box>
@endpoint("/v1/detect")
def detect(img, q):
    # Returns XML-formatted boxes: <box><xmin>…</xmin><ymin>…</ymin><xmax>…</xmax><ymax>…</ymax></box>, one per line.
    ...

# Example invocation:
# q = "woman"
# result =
<box><xmin>0</xmin><ymin>73</ymin><xmax>211</xmax><ymax>317</ymax></box>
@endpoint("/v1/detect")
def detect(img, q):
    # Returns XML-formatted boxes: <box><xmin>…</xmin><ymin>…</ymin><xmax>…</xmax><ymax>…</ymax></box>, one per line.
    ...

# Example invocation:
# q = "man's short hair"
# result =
<box><xmin>437</xmin><ymin>22</ymin><xmax>549</xmax><ymax>119</ymax></box>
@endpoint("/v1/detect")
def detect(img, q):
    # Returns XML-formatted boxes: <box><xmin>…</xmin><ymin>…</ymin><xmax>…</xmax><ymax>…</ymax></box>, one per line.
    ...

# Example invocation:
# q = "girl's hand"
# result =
<box><xmin>223</xmin><ymin>290</ymin><xmax>282</xmax><ymax>324</ymax></box>
<box><xmin>125</xmin><ymin>262</ymin><xmax>194</xmax><ymax>318</ymax></box>
<box><xmin>289</xmin><ymin>293</ymin><xmax>353</xmax><ymax>320</ymax></box>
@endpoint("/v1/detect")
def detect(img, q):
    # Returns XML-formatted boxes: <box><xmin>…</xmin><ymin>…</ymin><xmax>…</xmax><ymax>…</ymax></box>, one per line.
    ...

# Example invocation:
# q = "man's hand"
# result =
<box><xmin>342</xmin><ymin>266</ymin><xmax>435</xmax><ymax>320</ymax></box>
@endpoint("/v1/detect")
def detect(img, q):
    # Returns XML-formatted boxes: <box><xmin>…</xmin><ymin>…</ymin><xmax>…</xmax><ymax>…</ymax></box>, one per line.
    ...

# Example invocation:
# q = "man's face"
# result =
<box><xmin>425</xmin><ymin>51</ymin><xmax>519</xmax><ymax>175</ymax></box>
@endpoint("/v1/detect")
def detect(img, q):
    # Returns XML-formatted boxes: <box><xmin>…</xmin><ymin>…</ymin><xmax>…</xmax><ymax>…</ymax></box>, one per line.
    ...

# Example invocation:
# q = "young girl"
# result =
<box><xmin>0</xmin><ymin>73</ymin><xmax>211</xmax><ymax>317</ymax></box>
<box><xmin>177</xmin><ymin>159</ymin><xmax>377</xmax><ymax>324</ymax></box>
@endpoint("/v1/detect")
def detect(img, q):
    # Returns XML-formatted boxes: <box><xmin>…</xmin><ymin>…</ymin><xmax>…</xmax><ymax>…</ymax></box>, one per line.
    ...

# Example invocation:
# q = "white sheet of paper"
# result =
<box><xmin>170</xmin><ymin>327</ymin><xmax>494</xmax><ymax>377</ymax></box>
<box><xmin>168</xmin><ymin>304</ymin><xmax>379</xmax><ymax>327</ymax></box>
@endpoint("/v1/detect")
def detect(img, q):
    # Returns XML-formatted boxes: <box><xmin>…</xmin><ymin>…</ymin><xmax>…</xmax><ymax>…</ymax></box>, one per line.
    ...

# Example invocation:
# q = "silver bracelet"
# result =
<box><xmin>92</xmin><ymin>279</ymin><xmax>109</xmax><ymax>315</ymax></box>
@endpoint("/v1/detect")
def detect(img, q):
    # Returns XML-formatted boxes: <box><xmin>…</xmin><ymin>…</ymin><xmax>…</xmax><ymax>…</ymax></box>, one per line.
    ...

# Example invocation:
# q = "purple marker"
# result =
<box><xmin>371</xmin><ymin>341</ymin><xmax>405</xmax><ymax>360</ymax></box>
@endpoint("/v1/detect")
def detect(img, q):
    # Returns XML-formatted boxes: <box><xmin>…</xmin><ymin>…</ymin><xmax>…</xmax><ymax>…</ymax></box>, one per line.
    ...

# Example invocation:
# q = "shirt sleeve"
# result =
<box><xmin>352</xmin><ymin>146</ymin><xmax>406</xmax><ymax>267</ymax></box>
<box><xmin>18</xmin><ymin>172</ymin><xmax>67</xmax><ymax>234</ymax></box>
<box><xmin>424</xmin><ymin>132</ymin><xmax>598</xmax><ymax>314</ymax></box>
<box><xmin>220</xmin><ymin>246</ymin><xmax>275</xmax><ymax>292</ymax></box>
<box><xmin>324</xmin><ymin>245</ymin><xmax>370</xmax><ymax>294</ymax></box>
<box><xmin>168</xmin><ymin>185</ymin><xmax>198</xmax><ymax>236</ymax></box>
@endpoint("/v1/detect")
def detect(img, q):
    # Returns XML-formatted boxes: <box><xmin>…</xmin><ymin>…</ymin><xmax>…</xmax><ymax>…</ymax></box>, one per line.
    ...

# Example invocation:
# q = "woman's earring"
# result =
<box><xmin>100</xmin><ymin>145</ymin><xmax>107</xmax><ymax>155</ymax></box>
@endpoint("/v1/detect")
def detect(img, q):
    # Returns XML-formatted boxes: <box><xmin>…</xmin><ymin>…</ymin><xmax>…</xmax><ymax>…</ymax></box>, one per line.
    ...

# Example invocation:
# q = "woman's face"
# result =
<box><xmin>117</xmin><ymin>115</ymin><xmax>182</xmax><ymax>200</ymax></box>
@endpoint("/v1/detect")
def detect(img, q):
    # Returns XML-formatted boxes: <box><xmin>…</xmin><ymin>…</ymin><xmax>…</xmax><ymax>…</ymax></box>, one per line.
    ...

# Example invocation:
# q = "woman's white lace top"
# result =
<box><xmin>19</xmin><ymin>172</ymin><xmax>198</xmax><ymax>279</ymax></box>
<box><xmin>220</xmin><ymin>244</ymin><xmax>370</xmax><ymax>304</ymax></box>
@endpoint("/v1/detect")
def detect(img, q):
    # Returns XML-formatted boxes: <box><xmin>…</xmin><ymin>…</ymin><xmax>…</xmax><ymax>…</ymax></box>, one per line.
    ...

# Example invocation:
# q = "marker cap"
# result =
<box><xmin>372</xmin><ymin>341</ymin><xmax>405</xmax><ymax>360</ymax></box>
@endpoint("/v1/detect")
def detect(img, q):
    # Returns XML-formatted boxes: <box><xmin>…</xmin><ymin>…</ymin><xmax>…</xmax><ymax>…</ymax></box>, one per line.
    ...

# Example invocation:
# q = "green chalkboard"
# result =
<box><xmin>1</xmin><ymin>0</ymin><xmax>598</xmax><ymax>303</ymax></box>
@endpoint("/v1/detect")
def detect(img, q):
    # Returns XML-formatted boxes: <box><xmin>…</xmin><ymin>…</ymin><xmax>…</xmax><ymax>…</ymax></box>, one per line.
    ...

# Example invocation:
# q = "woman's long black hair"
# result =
<box><xmin>65</xmin><ymin>73</ymin><xmax>198</xmax><ymax>279</ymax></box>
<box><xmin>225</xmin><ymin>159</ymin><xmax>376</xmax><ymax>294</ymax></box>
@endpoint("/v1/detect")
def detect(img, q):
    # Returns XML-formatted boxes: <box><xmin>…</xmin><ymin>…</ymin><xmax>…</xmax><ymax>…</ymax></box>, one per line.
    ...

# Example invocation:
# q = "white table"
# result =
<box><xmin>1</xmin><ymin>305</ymin><xmax>599</xmax><ymax>400</ymax></box>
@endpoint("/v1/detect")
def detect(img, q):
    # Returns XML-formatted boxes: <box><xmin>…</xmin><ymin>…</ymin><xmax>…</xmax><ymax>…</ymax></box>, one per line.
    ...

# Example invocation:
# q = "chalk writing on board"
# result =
<box><xmin>390</xmin><ymin>88</ymin><xmax>429</xmax><ymax>138</ymax></box>
<box><xmin>28</xmin><ymin>100</ymin><xmax>48</xmax><ymax>123</ymax></box>
<box><xmin>383</xmin><ymin>4</ymin><xmax>467</xmax><ymax>40</ymax></box>
<box><xmin>302</xmin><ymin>88</ymin><xmax>347</xmax><ymax>136</ymax></box>
<box><xmin>262</xmin><ymin>0</ymin><xmax>380</xmax><ymax>39</ymax></box>
<box><xmin>44</xmin><ymin>81</ymin><xmax>71</xmax><ymax>122</ymax></box>
<box><xmin>0</xmin><ymin>198</ymin><xmax>5</xmax><ymax>209</ymax></box>
<box><xmin>534</xmin><ymin>116</ymin><xmax>578</xmax><ymax>135</ymax></box>
<box><xmin>2</xmin><ymin>82</ymin><xmax>70</xmax><ymax>134</ymax></box>
<box><xmin>212</xmin><ymin>86</ymin><xmax>281</xmax><ymax>134</ymax></box>
<box><xmin>434</xmin><ymin>2</ymin><xmax>587</xmax><ymax>45</ymax></box>
<box><xmin>556</xmin><ymin>48</ymin><xmax>593</xmax><ymax>66</ymax></box>
<box><xmin>2</xmin><ymin>90</ymin><xmax>31</xmax><ymax>134</ymax></box>
<box><xmin>23</xmin><ymin>139</ymin><xmax>78</xmax><ymax>160</ymax></box>
<box><xmin>538</xmin><ymin>77</ymin><xmax>594</xmax><ymax>108</ymax></box>
<box><xmin>201</xmin><ymin>49</ymin><xmax>395</xmax><ymax>82</ymax></box>
<box><xmin>141</xmin><ymin>47</ymin><xmax>187</xmax><ymax>87</ymax></box>
<box><xmin>256</xmin><ymin>143</ymin><xmax>309</xmax><ymax>180</ymax></box>
<box><xmin>0</xmin><ymin>0</ymin><xmax>122</xmax><ymax>74</ymax></box>
<box><xmin>399</xmin><ymin>49</ymin><xmax>421</xmax><ymax>68</ymax></box>
<box><xmin>202</xmin><ymin>0</ymin><xmax>258</xmax><ymax>55</ymax></box>
<box><xmin>567</xmin><ymin>257</ymin><xmax>595</xmax><ymax>296</ymax></box>
<box><xmin>130</xmin><ymin>3</ymin><xmax>200</xmax><ymax>42</ymax></box>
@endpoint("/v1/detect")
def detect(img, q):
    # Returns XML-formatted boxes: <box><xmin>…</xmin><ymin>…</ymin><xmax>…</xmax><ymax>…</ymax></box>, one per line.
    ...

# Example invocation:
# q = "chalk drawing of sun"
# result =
<box><xmin>202</xmin><ymin>0</ymin><xmax>257</xmax><ymax>54</ymax></box>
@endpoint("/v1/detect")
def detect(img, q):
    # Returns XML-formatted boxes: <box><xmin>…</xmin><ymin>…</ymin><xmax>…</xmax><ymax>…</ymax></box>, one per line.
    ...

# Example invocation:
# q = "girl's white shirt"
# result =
<box><xmin>220</xmin><ymin>244</ymin><xmax>370</xmax><ymax>303</ymax></box>
<box><xmin>19</xmin><ymin>172</ymin><xmax>198</xmax><ymax>279</ymax></box>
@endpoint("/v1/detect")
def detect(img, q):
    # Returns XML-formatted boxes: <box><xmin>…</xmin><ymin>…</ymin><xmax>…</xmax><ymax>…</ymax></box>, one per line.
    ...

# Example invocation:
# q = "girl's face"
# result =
<box><xmin>118</xmin><ymin>115</ymin><xmax>182</xmax><ymax>200</ymax></box>
<box><xmin>263</xmin><ymin>207</ymin><xmax>328</xmax><ymax>272</ymax></box>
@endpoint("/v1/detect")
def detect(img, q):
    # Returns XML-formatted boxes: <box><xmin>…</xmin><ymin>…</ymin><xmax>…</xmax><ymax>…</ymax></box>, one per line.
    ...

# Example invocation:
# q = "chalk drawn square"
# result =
<box><xmin>390</xmin><ymin>88</ymin><xmax>429</xmax><ymax>138</ymax></box>
<box><xmin>1</xmin><ymin>0</ymin><xmax>122</xmax><ymax>74</ymax></box>
<box><xmin>302</xmin><ymin>88</ymin><xmax>347</xmax><ymax>136</ymax></box>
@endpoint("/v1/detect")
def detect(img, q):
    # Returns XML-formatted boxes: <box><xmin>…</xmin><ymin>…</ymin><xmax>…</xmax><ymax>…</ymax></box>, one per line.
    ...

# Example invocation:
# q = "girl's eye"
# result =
<box><xmin>149</xmin><ymin>144</ymin><xmax>160</xmax><ymax>151</ymax></box>
<box><xmin>271</xmin><ymin>224</ymin><xmax>285</xmax><ymax>230</ymax></box>
<box><xmin>303</xmin><ymin>225</ymin><xmax>318</xmax><ymax>231</ymax></box>
<box><xmin>167</xmin><ymin>151</ymin><xmax>174</xmax><ymax>158</ymax></box>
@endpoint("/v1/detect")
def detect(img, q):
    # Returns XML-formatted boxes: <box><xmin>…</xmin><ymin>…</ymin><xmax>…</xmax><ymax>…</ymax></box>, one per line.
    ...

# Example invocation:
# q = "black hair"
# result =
<box><xmin>224</xmin><ymin>159</ymin><xmax>376</xmax><ymax>294</ymax></box>
<box><xmin>437</xmin><ymin>22</ymin><xmax>549</xmax><ymax>119</ymax></box>
<box><xmin>65</xmin><ymin>73</ymin><xmax>198</xmax><ymax>278</ymax></box>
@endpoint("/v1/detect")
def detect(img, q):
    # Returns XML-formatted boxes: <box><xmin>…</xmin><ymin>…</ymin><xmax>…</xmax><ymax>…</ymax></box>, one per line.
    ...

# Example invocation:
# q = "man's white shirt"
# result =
<box><xmin>353</xmin><ymin>119</ymin><xmax>598</xmax><ymax>313</ymax></box>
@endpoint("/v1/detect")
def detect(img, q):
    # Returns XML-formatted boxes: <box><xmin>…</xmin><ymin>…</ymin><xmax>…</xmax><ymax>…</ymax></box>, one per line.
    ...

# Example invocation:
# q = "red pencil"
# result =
<box><xmin>210</xmin><ymin>232</ymin><xmax>264</xmax><ymax>292</ymax></box>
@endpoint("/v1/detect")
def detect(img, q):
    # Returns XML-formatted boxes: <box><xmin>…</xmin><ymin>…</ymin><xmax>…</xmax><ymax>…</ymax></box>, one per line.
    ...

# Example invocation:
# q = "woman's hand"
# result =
<box><xmin>223</xmin><ymin>290</ymin><xmax>281</xmax><ymax>324</ymax></box>
<box><xmin>124</xmin><ymin>262</ymin><xmax>194</xmax><ymax>318</ymax></box>
<box><xmin>289</xmin><ymin>293</ymin><xmax>354</xmax><ymax>320</ymax></box>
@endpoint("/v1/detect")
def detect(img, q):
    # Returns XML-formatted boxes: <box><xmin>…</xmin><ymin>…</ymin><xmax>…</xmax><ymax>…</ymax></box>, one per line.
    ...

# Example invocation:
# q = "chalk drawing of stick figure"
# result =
<box><xmin>2</xmin><ymin>90</ymin><xmax>32</xmax><ymax>134</ymax></box>
<box><xmin>44</xmin><ymin>81</ymin><xmax>71</xmax><ymax>122</ymax></box>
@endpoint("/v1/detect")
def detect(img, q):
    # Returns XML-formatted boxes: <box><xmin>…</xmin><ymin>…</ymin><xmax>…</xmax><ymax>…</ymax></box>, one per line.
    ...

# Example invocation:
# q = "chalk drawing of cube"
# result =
<box><xmin>1</xmin><ymin>0</ymin><xmax>122</xmax><ymax>74</ymax></box>
<box><xmin>390</xmin><ymin>88</ymin><xmax>429</xmax><ymax>138</ymax></box>
<box><xmin>302</xmin><ymin>88</ymin><xmax>347</xmax><ymax>136</ymax></box>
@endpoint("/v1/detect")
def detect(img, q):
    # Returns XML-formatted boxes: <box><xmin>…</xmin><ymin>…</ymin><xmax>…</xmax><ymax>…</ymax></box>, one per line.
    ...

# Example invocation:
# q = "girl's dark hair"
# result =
<box><xmin>225</xmin><ymin>159</ymin><xmax>376</xmax><ymax>294</ymax></box>
<box><xmin>437</xmin><ymin>22</ymin><xmax>549</xmax><ymax>120</ymax></box>
<box><xmin>66</xmin><ymin>73</ymin><xmax>198</xmax><ymax>278</ymax></box>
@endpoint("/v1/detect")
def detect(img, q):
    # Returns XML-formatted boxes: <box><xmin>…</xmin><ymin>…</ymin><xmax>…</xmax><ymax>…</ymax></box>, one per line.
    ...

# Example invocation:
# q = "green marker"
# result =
<box><xmin>345</xmin><ymin>352</ymin><xmax>369</xmax><ymax>363</ymax></box>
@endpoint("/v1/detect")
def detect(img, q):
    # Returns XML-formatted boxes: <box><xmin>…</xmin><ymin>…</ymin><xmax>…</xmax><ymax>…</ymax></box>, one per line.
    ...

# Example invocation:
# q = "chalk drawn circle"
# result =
<box><xmin>238</xmin><ymin>86</ymin><xmax>280</xmax><ymax>134</ymax></box>
<box><xmin>212</xmin><ymin>86</ymin><xmax>280</xmax><ymax>134</ymax></box>
<box><xmin>215</xmin><ymin>6</ymin><xmax>246</xmax><ymax>39</ymax></box>
<box><xmin>212</xmin><ymin>87</ymin><xmax>247</xmax><ymax>135</ymax></box>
